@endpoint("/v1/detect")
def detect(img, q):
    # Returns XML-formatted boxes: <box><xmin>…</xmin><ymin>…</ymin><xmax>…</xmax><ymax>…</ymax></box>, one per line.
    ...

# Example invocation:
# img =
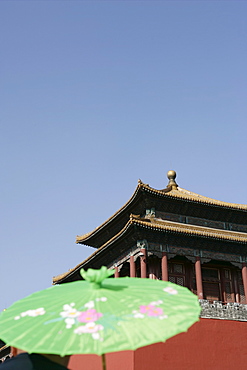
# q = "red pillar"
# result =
<box><xmin>233</xmin><ymin>271</ymin><xmax>240</xmax><ymax>303</ymax></box>
<box><xmin>161</xmin><ymin>252</ymin><xmax>168</xmax><ymax>281</ymax></box>
<box><xmin>241</xmin><ymin>262</ymin><xmax>247</xmax><ymax>303</ymax></box>
<box><xmin>140</xmin><ymin>249</ymin><xmax>147</xmax><ymax>278</ymax></box>
<box><xmin>114</xmin><ymin>266</ymin><xmax>119</xmax><ymax>278</ymax></box>
<box><xmin>130</xmin><ymin>255</ymin><xmax>136</xmax><ymax>277</ymax></box>
<box><xmin>195</xmin><ymin>257</ymin><xmax>203</xmax><ymax>299</ymax></box>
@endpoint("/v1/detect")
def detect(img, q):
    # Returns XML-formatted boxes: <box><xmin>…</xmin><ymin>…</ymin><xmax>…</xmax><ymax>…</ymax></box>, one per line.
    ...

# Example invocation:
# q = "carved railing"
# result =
<box><xmin>199</xmin><ymin>299</ymin><xmax>247</xmax><ymax>321</ymax></box>
<box><xmin>0</xmin><ymin>354</ymin><xmax>12</xmax><ymax>363</ymax></box>
<box><xmin>0</xmin><ymin>344</ymin><xmax>12</xmax><ymax>363</ymax></box>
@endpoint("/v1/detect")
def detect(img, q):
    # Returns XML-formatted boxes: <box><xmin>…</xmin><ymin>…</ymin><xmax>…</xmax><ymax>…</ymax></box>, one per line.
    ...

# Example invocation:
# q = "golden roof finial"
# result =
<box><xmin>167</xmin><ymin>170</ymin><xmax>178</xmax><ymax>190</ymax></box>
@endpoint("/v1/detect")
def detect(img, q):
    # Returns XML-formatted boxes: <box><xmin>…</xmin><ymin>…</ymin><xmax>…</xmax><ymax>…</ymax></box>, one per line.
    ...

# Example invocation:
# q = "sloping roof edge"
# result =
<box><xmin>76</xmin><ymin>181</ymin><xmax>247</xmax><ymax>244</ymax></box>
<box><xmin>54</xmin><ymin>216</ymin><xmax>247</xmax><ymax>284</ymax></box>
<box><xmin>76</xmin><ymin>181</ymin><xmax>145</xmax><ymax>244</ymax></box>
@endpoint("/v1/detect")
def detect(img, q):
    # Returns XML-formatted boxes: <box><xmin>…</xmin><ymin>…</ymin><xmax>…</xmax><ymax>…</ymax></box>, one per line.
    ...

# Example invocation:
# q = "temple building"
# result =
<box><xmin>53</xmin><ymin>170</ymin><xmax>247</xmax><ymax>370</ymax></box>
<box><xmin>54</xmin><ymin>171</ymin><xmax>247</xmax><ymax>307</ymax></box>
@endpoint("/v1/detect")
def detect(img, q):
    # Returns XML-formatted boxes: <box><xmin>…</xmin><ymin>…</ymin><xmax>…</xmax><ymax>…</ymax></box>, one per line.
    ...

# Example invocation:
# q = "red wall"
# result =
<box><xmin>69</xmin><ymin>319</ymin><xmax>247</xmax><ymax>370</ymax></box>
<box><xmin>69</xmin><ymin>351</ymin><xmax>134</xmax><ymax>370</ymax></box>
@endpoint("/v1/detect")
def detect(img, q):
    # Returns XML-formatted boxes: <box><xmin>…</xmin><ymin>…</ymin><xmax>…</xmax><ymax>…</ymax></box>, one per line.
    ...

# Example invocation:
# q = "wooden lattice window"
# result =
<box><xmin>239</xmin><ymin>284</ymin><xmax>245</xmax><ymax>303</ymax></box>
<box><xmin>236</xmin><ymin>270</ymin><xmax>246</xmax><ymax>304</ymax></box>
<box><xmin>168</xmin><ymin>275</ymin><xmax>184</xmax><ymax>286</ymax></box>
<box><xmin>202</xmin><ymin>268</ymin><xmax>221</xmax><ymax>302</ymax></box>
<box><xmin>168</xmin><ymin>263</ymin><xmax>185</xmax><ymax>286</ymax></box>
<box><xmin>223</xmin><ymin>269</ymin><xmax>234</xmax><ymax>303</ymax></box>
<box><xmin>201</xmin><ymin>264</ymin><xmax>245</xmax><ymax>303</ymax></box>
<box><xmin>203</xmin><ymin>283</ymin><xmax>221</xmax><ymax>302</ymax></box>
<box><xmin>202</xmin><ymin>268</ymin><xmax>219</xmax><ymax>282</ymax></box>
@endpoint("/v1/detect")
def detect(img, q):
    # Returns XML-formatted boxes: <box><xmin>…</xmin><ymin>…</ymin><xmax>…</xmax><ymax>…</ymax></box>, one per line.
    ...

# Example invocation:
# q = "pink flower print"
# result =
<box><xmin>74</xmin><ymin>322</ymin><xmax>103</xmax><ymax>335</ymax></box>
<box><xmin>77</xmin><ymin>309</ymin><xmax>102</xmax><ymax>323</ymax></box>
<box><xmin>140</xmin><ymin>305</ymin><xmax>164</xmax><ymax>317</ymax></box>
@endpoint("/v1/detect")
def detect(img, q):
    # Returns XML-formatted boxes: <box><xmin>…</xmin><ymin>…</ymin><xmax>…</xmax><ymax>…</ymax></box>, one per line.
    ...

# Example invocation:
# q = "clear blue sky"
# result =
<box><xmin>1</xmin><ymin>1</ymin><xmax>246</xmax><ymax>311</ymax></box>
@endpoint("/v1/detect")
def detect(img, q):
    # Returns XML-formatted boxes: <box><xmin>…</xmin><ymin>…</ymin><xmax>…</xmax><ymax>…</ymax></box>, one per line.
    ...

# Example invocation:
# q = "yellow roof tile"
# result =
<box><xmin>76</xmin><ymin>182</ymin><xmax>247</xmax><ymax>243</ymax></box>
<box><xmin>54</xmin><ymin>215</ymin><xmax>247</xmax><ymax>284</ymax></box>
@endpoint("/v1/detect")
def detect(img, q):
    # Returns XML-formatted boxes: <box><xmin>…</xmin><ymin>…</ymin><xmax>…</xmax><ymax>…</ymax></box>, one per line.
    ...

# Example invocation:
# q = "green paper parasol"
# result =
<box><xmin>0</xmin><ymin>267</ymin><xmax>201</xmax><ymax>368</ymax></box>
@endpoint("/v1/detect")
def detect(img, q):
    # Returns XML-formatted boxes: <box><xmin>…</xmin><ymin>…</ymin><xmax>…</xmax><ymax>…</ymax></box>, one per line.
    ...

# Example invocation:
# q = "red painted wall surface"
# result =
<box><xmin>69</xmin><ymin>351</ymin><xmax>134</xmax><ymax>370</ymax></box>
<box><xmin>69</xmin><ymin>319</ymin><xmax>247</xmax><ymax>370</ymax></box>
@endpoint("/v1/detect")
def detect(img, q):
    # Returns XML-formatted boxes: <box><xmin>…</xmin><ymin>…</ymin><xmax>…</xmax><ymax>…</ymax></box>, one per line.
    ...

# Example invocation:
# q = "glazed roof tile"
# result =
<box><xmin>166</xmin><ymin>186</ymin><xmax>247</xmax><ymax>210</ymax></box>
<box><xmin>76</xmin><ymin>182</ymin><xmax>247</xmax><ymax>244</ymax></box>
<box><xmin>54</xmin><ymin>215</ymin><xmax>247</xmax><ymax>284</ymax></box>
<box><xmin>135</xmin><ymin>216</ymin><xmax>247</xmax><ymax>243</ymax></box>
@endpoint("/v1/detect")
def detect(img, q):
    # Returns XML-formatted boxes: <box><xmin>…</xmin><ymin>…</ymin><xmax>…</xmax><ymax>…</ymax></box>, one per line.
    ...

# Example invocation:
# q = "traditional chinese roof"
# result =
<box><xmin>76</xmin><ymin>171</ymin><xmax>247</xmax><ymax>248</ymax></box>
<box><xmin>54</xmin><ymin>213</ymin><xmax>247</xmax><ymax>284</ymax></box>
<box><xmin>54</xmin><ymin>171</ymin><xmax>247</xmax><ymax>284</ymax></box>
<box><xmin>165</xmin><ymin>186</ymin><xmax>247</xmax><ymax>210</ymax></box>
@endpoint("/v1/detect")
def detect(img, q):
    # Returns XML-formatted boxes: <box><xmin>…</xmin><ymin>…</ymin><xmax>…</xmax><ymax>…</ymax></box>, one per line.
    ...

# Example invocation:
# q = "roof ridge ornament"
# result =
<box><xmin>167</xmin><ymin>170</ymin><xmax>178</xmax><ymax>190</ymax></box>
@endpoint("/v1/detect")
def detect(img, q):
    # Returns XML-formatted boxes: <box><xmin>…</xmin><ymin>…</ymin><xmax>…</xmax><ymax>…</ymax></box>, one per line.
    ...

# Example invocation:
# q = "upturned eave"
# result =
<box><xmin>54</xmin><ymin>215</ymin><xmax>247</xmax><ymax>285</ymax></box>
<box><xmin>76</xmin><ymin>181</ymin><xmax>247</xmax><ymax>247</ymax></box>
